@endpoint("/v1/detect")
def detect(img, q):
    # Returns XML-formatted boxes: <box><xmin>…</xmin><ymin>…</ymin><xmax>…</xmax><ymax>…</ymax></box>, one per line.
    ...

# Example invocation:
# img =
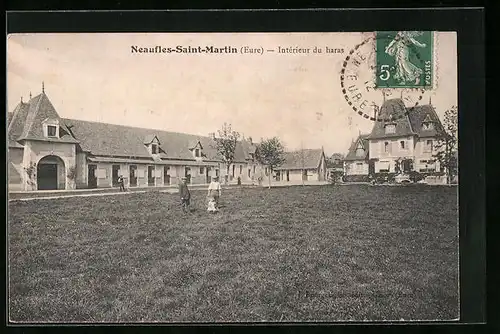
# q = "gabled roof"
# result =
<box><xmin>239</xmin><ymin>138</ymin><xmax>258</xmax><ymax>160</ymax></box>
<box><xmin>344</xmin><ymin>134</ymin><xmax>370</xmax><ymax>161</ymax></box>
<box><xmin>274</xmin><ymin>148</ymin><xmax>324</xmax><ymax>170</ymax></box>
<box><xmin>188</xmin><ymin>139</ymin><xmax>203</xmax><ymax>150</ymax></box>
<box><xmin>367</xmin><ymin>99</ymin><xmax>416</xmax><ymax>140</ymax></box>
<box><xmin>407</xmin><ymin>104</ymin><xmax>445</xmax><ymax>138</ymax></box>
<box><xmin>8</xmin><ymin>93</ymin><xmax>78</xmax><ymax>146</ymax></box>
<box><xmin>143</xmin><ymin>134</ymin><xmax>161</xmax><ymax>145</ymax></box>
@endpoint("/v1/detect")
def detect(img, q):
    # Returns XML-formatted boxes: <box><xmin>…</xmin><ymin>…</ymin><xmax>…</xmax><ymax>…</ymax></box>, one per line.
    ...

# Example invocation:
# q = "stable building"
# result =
<box><xmin>273</xmin><ymin>148</ymin><xmax>327</xmax><ymax>182</ymax></box>
<box><xmin>7</xmin><ymin>88</ymin><xmax>265</xmax><ymax>192</ymax></box>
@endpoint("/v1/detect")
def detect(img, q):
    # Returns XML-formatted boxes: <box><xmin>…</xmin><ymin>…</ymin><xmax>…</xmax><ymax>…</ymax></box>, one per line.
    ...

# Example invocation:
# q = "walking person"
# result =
<box><xmin>117</xmin><ymin>174</ymin><xmax>125</xmax><ymax>192</ymax></box>
<box><xmin>179</xmin><ymin>176</ymin><xmax>191</xmax><ymax>213</ymax></box>
<box><xmin>207</xmin><ymin>176</ymin><xmax>221</xmax><ymax>212</ymax></box>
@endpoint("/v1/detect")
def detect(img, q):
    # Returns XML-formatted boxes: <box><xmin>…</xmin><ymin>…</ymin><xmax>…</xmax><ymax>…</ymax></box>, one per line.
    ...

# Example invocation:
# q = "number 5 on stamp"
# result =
<box><xmin>375</xmin><ymin>31</ymin><xmax>434</xmax><ymax>89</ymax></box>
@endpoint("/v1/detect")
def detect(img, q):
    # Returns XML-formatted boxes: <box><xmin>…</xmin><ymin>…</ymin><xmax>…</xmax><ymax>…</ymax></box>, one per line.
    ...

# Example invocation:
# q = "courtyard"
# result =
<box><xmin>8</xmin><ymin>185</ymin><xmax>459</xmax><ymax>323</ymax></box>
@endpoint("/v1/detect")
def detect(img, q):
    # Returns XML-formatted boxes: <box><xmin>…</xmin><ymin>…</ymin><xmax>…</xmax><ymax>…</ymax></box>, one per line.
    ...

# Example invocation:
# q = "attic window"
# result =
<box><xmin>422</xmin><ymin>122</ymin><xmax>434</xmax><ymax>130</ymax></box>
<box><xmin>385</xmin><ymin>124</ymin><xmax>396</xmax><ymax>134</ymax></box>
<box><xmin>195</xmin><ymin>148</ymin><xmax>200</xmax><ymax>157</ymax></box>
<box><xmin>151</xmin><ymin>143</ymin><xmax>158</xmax><ymax>154</ymax></box>
<box><xmin>47</xmin><ymin>125</ymin><xmax>57</xmax><ymax>137</ymax></box>
<box><xmin>356</xmin><ymin>148</ymin><xmax>364</xmax><ymax>157</ymax></box>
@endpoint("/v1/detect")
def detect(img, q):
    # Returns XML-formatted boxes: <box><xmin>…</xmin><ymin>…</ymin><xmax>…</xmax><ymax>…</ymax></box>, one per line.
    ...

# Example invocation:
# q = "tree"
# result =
<box><xmin>209</xmin><ymin>123</ymin><xmax>240</xmax><ymax>184</ymax></box>
<box><xmin>256</xmin><ymin>137</ymin><xmax>286</xmax><ymax>189</ymax></box>
<box><xmin>433</xmin><ymin>105</ymin><xmax>458</xmax><ymax>184</ymax></box>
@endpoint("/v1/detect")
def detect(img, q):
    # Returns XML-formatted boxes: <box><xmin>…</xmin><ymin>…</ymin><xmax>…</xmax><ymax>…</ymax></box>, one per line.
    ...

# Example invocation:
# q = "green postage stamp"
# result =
<box><xmin>376</xmin><ymin>31</ymin><xmax>434</xmax><ymax>89</ymax></box>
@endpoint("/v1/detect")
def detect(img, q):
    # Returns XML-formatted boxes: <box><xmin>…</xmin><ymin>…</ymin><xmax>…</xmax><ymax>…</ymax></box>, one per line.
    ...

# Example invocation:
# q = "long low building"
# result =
<box><xmin>273</xmin><ymin>148</ymin><xmax>327</xmax><ymax>182</ymax></box>
<box><xmin>7</xmin><ymin>89</ymin><xmax>269</xmax><ymax>192</ymax></box>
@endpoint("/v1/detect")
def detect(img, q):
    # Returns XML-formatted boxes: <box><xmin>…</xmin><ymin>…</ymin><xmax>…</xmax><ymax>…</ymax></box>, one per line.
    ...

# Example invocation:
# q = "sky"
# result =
<box><xmin>7</xmin><ymin>32</ymin><xmax>457</xmax><ymax>156</ymax></box>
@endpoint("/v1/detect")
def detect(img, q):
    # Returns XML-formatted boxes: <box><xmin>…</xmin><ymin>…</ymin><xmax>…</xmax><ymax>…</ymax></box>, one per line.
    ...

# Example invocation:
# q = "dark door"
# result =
<box><xmin>112</xmin><ymin>165</ymin><xmax>120</xmax><ymax>186</ymax></box>
<box><xmin>402</xmin><ymin>159</ymin><xmax>412</xmax><ymax>173</ymax></box>
<box><xmin>302</xmin><ymin>170</ymin><xmax>308</xmax><ymax>181</ymax></box>
<box><xmin>38</xmin><ymin>164</ymin><xmax>58</xmax><ymax>190</ymax></box>
<box><xmin>185</xmin><ymin>167</ymin><xmax>191</xmax><ymax>184</ymax></box>
<box><xmin>163</xmin><ymin>166</ymin><xmax>170</xmax><ymax>185</ymax></box>
<box><xmin>88</xmin><ymin>164</ymin><xmax>97</xmax><ymax>188</ymax></box>
<box><xmin>286</xmin><ymin>171</ymin><xmax>290</xmax><ymax>182</ymax></box>
<box><xmin>148</xmin><ymin>166</ymin><xmax>155</xmax><ymax>186</ymax></box>
<box><xmin>368</xmin><ymin>160</ymin><xmax>376</xmax><ymax>176</ymax></box>
<box><xmin>276</xmin><ymin>171</ymin><xmax>281</xmax><ymax>181</ymax></box>
<box><xmin>130</xmin><ymin>165</ymin><xmax>137</xmax><ymax>187</ymax></box>
<box><xmin>206</xmin><ymin>167</ymin><xmax>211</xmax><ymax>183</ymax></box>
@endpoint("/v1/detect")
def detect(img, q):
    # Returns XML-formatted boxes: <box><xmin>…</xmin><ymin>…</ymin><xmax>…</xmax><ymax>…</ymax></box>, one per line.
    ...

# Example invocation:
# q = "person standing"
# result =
<box><xmin>179</xmin><ymin>176</ymin><xmax>191</xmax><ymax>213</ymax></box>
<box><xmin>117</xmin><ymin>174</ymin><xmax>125</xmax><ymax>192</ymax></box>
<box><xmin>207</xmin><ymin>176</ymin><xmax>222</xmax><ymax>211</ymax></box>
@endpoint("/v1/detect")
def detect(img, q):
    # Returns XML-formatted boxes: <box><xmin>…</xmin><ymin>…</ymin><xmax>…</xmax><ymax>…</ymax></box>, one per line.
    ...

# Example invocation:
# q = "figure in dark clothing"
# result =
<box><xmin>179</xmin><ymin>176</ymin><xmax>191</xmax><ymax>213</ymax></box>
<box><xmin>118</xmin><ymin>175</ymin><xmax>125</xmax><ymax>192</ymax></box>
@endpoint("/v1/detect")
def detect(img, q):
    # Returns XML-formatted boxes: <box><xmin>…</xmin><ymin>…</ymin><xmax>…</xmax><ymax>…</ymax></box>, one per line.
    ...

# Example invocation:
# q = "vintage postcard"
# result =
<box><xmin>7</xmin><ymin>32</ymin><xmax>458</xmax><ymax>323</ymax></box>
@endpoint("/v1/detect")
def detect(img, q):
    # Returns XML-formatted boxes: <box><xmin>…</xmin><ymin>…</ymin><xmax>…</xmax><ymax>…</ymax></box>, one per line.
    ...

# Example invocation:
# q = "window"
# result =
<box><xmin>248</xmin><ymin>169</ymin><xmax>251</xmax><ymax>177</ymax></box>
<box><xmin>425</xmin><ymin>140</ymin><xmax>433</xmax><ymax>152</ymax></box>
<box><xmin>200</xmin><ymin>167</ymin><xmax>204</xmax><ymax>174</ymax></box>
<box><xmin>240</xmin><ymin>165</ymin><xmax>243</xmax><ymax>174</ymax></box>
<box><xmin>385</xmin><ymin>124</ymin><xmax>396</xmax><ymax>134</ymax></box>
<box><xmin>47</xmin><ymin>125</ymin><xmax>57</xmax><ymax>137</ymax></box>
<box><xmin>422</xmin><ymin>122</ymin><xmax>434</xmax><ymax>130</ymax></box>
<box><xmin>384</xmin><ymin>141</ymin><xmax>391</xmax><ymax>153</ymax></box>
<box><xmin>151</xmin><ymin>144</ymin><xmax>158</xmax><ymax>154</ymax></box>
<box><xmin>356</xmin><ymin>148</ymin><xmax>364</xmax><ymax>157</ymax></box>
<box><xmin>195</xmin><ymin>148</ymin><xmax>200</xmax><ymax>157</ymax></box>
<box><xmin>356</xmin><ymin>162</ymin><xmax>363</xmax><ymax>172</ymax></box>
<box><xmin>400</xmin><ymin>141</ymin><xmax>406</xmax><ymax>150</ymax></box>
<box><xmin>265</xmin><ymin>167</ymin><xmax>269</xmax><ymax>176</ymax></box>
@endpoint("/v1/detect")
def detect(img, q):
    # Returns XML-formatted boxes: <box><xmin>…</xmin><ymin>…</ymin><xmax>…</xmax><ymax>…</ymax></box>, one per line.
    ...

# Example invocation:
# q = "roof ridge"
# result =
<box><xmin>63</xmin><ymin>117</ymin><xmax>220</xmax><ymax>141</ymax></box>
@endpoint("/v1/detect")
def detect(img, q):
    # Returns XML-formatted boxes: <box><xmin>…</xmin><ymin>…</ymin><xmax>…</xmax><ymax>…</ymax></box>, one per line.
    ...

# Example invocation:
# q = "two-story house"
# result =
<box><xmin>7</xmin><ymin>87</ymin><xmax>270</xmax><ymax>192</ymax></box>
<box><xmin>366</xmin><ymin>98</ymin><xmax>445</xmax><ymax>175</ymax></box>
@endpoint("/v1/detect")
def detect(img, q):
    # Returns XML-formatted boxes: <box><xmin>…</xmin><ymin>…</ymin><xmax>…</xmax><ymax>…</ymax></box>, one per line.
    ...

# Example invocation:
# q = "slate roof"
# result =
<box><xmin>275</xmin><ymin>148</ymin><xmax>324</xmax><ymax>170</ymax></box>
<box><xmin>62</xmin><ymin>118</ymin><xmax>251</xmax><ymax>162</ymax></box>
<box><xmin>407</xmin><ymin>104</ymin><xmax>445</xmax><ymax>138</ymax></box>
<box><xmin>8</xmin><ymin>93</ymin><xmax>79</xmax><ymax>147</ymax></box>
<box><xmin>368</xmin><ymin>99</ymin><xmax>415</xmax><ymax>140</ymax></box>
<box><xmin>8</xmin><ymin>91</ymin><xmax>263</xmax><ymax>163</ymax></box>
<box><xmin>344</xmin><ymin>134</ymin><xmax>370</xmax><ymax>161</ymax></box>
<box><xmin>368</xmin><ymin>98</ymin><xmax>446</xmax><ymax>140</ymax></box>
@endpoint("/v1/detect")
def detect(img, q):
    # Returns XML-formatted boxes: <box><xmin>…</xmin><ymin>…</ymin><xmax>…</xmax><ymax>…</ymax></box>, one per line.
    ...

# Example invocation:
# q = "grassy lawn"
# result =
<box><xmin>8</xmin><ymin>185</ymin><xmax>459</xmax><ymax>322</ymax></box>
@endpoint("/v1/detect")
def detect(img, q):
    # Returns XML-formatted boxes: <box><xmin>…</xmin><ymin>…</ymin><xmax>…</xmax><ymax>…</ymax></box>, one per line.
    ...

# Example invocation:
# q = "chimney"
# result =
<box><xmin>429</xmin><ymin>96</ymin><xmax>432</xmax><ymax>105</ymax></box>
<box><xmin>29</xmin><ymin>92</ymin><xmax>32</xmax><ymax>99</ymax></box>
<box><xmin>42</xmin><ymin>81</ymin><xmax>45</xmax><ymax>93</ymax></box>
<box><xmin>20</xmin><ymin>96</ymin><xmax>23</xmax><ymax>103</ymax></box>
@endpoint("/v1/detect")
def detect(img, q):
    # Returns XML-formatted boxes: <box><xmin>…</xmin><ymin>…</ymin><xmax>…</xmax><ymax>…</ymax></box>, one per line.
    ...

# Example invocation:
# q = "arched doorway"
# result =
<box><xmin>37</xmin><ymin>155</ymin><xmax>66</xmax><ymax>190</ymax></box>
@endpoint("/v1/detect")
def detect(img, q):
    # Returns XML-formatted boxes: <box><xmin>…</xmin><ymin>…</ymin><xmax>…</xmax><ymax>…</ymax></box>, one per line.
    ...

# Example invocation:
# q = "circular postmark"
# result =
<box><xmin>340</xmin><ymin>32</ymin><xmax>431</xmax><ymax>122</ymax></box>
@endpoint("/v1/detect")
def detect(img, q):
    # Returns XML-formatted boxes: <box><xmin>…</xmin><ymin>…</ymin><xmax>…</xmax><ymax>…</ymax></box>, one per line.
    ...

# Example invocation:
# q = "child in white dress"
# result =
<box><xmin>207</xmin><ymin>176</ymin><xmax>221</xmax><ymax>213</ymax></box>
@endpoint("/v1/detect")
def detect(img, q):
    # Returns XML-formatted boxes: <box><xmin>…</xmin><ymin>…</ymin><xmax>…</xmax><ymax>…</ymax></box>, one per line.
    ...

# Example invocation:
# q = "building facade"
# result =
<box><xmin>343</xmin><ymin>134</ymin><xmax>371</xmax><ymax>182</ymax></box>
<box><xmin>7</xmin><ymin>89</ymin><xmax>269</xmax><ymax>192</ymax></box>
<box><xmin>273</xmin><ymin>149</ymin><xmax>327</xmax><ymax>183</ymax></box>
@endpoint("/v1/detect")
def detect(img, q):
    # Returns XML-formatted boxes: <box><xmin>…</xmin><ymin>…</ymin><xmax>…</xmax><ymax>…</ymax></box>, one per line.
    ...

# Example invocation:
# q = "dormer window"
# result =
<box><xmin>42</xmin><ymin>118</ymin><xmax>60</xmax><ymax>138</ymax></box>
<box><xmin>151</xmin><ymin>143</ymin><xmax>158</xmax><ymax>154</ymax></box>
<box><xmin>422</xmin><ymin>122</ymin><xmax>434</xmax><ymax>130</ymax></box>
<box><xmin>385</xmin><ymin>124</ymin><xmax>396</xmax><ymax>134</ymax></box>
<box><xmin>189</xmin><ymin>140</ymin><xmax>204</xmax><ymax>159</ymax></box>
<box><xmin>47</xmin><ymin>125</ymin><xmax>57</xmax><ymax>137</ymax></box>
